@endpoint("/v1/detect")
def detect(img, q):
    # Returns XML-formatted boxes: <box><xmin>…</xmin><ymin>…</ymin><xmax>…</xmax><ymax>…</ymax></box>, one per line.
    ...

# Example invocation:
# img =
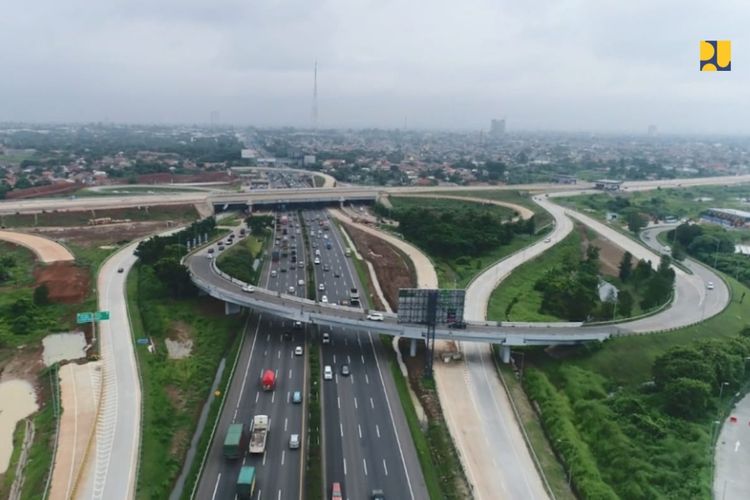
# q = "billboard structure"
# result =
<box><xmin>397</xmin><ymin>289</ymin><xmax>466</xmax><ymax>377</ymax></box>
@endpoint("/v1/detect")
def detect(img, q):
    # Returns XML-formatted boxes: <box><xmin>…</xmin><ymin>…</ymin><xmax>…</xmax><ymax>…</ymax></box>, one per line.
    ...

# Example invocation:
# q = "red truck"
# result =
<box><xmin>261</xmin><ymin>370</ymin><xmax>276</xmax><ymax>391</ymax></box>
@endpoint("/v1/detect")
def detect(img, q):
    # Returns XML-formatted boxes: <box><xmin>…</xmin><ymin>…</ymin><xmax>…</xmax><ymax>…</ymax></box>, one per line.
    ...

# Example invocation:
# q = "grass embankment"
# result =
<box><xmin>180</xmin><ymin>323</ymin><xmax>244</xmax><ymax>500</ymax></box>
<box><xmin>215</xmin><ymin>235</ymin><xmax>266</xmax><ymax>285</ymax></box>
<box><xmin>383</xmin><ymin>196</ymin><xmax>545</xmax><ymax>288</ymax></box>
<box><xmin>434</xmin><ymin>189</ymin><xmax>554</xmax><ymax>228</ymax></box>
<box><xmin>521</xmin><ymin>275</ymin><xmax>750</xmax><ymax>499</ymax></box>
<box><xmin>0</xmin><ymin>205</ymin><xmax>199</xmax><ymax>228</ymax></box>
<box><xmin>386</xmin><ymin>354</ymin><xmax>445</xmax><ymax>499</ymax></box>
<box><xmin>128</xmin><ymin>264</ymin><xmax>244</xmax><ymax>499</ymax></box>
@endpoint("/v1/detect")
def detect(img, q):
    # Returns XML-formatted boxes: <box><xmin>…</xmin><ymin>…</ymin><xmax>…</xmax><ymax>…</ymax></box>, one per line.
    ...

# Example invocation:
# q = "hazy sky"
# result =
<box><xmin>2</xmin><ymin>0</ymin><xmax>748</xmax><ymax>133</ymax></box>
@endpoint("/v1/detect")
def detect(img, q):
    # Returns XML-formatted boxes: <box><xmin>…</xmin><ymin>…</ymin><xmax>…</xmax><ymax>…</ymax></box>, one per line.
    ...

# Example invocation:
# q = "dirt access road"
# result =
<box><xmin>0</xmin><ymin>230</ymin><xmax>74</xmax><ymax>263</ymax></box>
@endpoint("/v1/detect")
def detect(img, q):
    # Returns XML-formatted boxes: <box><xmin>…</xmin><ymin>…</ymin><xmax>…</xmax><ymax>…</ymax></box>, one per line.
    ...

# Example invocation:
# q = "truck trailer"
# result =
<box><xmin>249</xmin><ymin>415</ymin><xmax>269</xmax><ymax>454</ymax></box>
<box><xmin>236</xmin><ymin>466</ymin><xmax>256</xmax><ymax>499</ymax></box>
<box><xmin>223</xmin><ymin>423</ymin><xmax>247</xmax><ymax>459</ymax></box>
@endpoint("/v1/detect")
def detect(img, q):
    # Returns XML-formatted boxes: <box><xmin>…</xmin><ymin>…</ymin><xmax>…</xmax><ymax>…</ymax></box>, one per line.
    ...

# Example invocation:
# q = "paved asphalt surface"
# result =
<box><xmin>306</xmin><ymin>209</ymin><xmax>427</xmax><ymax>500</ymax></box>
<box><xmin>77</xmin><ymin>242</ymin><xmax>141</xmax><ymax>500</ymax></box>
<box><xmin>195</xmin><ymin>217</ymin><xmax>306</xmax><ymax>500</ymax></box>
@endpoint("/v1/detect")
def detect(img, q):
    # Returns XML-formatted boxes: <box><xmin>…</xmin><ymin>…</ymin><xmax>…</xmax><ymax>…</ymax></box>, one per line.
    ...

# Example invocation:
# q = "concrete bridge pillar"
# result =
<box><xmin>409</xmin><ymin>338</ymin><xmax>418</xmax><ymax>358</ymax></box>
<box><xmin>500</xmin><ymin>345</ymin><xmax>511</xmax><ymax>364</ymax></box>
<box><xmin>224</xmin><ymin>301</ymin><xmax>241</xmax><ymax>315</ymax></box>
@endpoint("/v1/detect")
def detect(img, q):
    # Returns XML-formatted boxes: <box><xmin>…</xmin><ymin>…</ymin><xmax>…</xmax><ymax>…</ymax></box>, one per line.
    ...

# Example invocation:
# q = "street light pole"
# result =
<box><xmin>719</xmin><ymin>381</ymin><xmax>729</xmax><ymax>402</ymax></box>
<box><xmin>714</xmin><ymin>237</ymin><xmax>721</xmax><ymax>269</ymax></box>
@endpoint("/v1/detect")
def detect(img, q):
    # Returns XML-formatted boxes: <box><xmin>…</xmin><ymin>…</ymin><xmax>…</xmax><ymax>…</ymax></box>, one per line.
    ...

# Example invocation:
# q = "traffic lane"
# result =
<box><xmin>326</xmin><ymin>328</ymin><xmax>370</xmax><ymax>500</ymax></box>
<box><xmin>195</xmin><ymin>314</ymin><xmax>261</xmax><ymax>500</ymax></box>
<box><xmin>321</xmin><ymin>334</ymin><xmax>347</xmax><ymax>497</ymax></box>
<box><xmin>714</xmin><ymin>395</ymin><xmax>750</xmax><ymax>499</ymax></box>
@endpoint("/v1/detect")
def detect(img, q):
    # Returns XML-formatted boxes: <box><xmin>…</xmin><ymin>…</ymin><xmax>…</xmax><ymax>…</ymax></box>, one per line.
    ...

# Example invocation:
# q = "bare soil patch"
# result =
<box><xmin>0</xmin><ymin>346</ymin><xmax>43</xmax><ymax>385</ymax></box>
<box><xmin>345</xmin><ymin>225</ymin><xmax>416</xmax><ymax>310</ymax></box>
<box><xmin>578</xmin><ymin>226</ymin><xmax>625</xmax><ymax>278</ymax></box>
<box><xmin>165</xmin><ymin>321</ymin><xmax>194</xmax><ymax>359</ymax></box>
<box><xmin>26</xmin><ymin>221</ymin><xmax>178</xmax><ymax>248</ymax></box>
<box><xmin>34</xmin><ymin>263</ymin><xmax>90</xmax><ymax>304</ymax></box>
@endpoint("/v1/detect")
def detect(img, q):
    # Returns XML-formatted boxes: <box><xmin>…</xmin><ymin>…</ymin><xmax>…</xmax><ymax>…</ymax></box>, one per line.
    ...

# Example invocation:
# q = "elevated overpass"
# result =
<box><xmin>186</xmin><ymin>250</ymin><xmax>613</xmax><ymax>346</ymax></box>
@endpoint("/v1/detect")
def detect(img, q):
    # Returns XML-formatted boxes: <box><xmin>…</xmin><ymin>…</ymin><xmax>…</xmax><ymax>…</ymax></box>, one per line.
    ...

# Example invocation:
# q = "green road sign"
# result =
<box><xmin>95</xmin><ymin>311</ymin><xmax>110</xmax><ymax>321</ymax></box>
<box><xmin>76</xmin><ymin>312</ymin><xmax>94</xmax><ymax>324</ymax></box>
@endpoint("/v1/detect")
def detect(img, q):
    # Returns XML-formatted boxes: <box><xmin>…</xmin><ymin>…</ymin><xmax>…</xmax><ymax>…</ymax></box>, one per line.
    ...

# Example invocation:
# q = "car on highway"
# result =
<box><xmin>331</xmin><ymin>482</ymin><xmax>342</xmax><ymax>499</ymax></box>
<box><xmin>321</xmin><ymin>295</ymin><xmax>328</xmax><ymax>303</ymax></box>
<box><xmin>319</xmin><ymin>283</ymin><xmax>325</xmax><ymax>291</ymax></box>
<box><xmin>371</xmin><ymin>490</ymin><xmax>385</xmax><ymax>500</ymax></box>
<box><xmin>218</xmin><ymin>245</ymin><xmax>225</xmax><ymax>251</ymax></box>
<box><xmin>544</xmin><ymin>237</ymin><xmax>552</xmax><ymax>243</ymax></box>
<box><xmin>298</xmin><ymin>262</ymin><xmax>304</xmax><ymax>269</ymax></box>
<box><xmin>117</xmin><ymin>267</ymin><xmax>124</xmax><ymax>273</ymax></box>
<box><xmin>340</xmin><ymin>364</ymin><xmax>350</xmax><ymax>376</ymax></box>
<box><xmin>207</xmin><ymin>248</ymin><xmax>215</xmax><ymax>254</ymax></box>
<box><xmin>242</xmin><ymin>285</ymin><xmax>255</xmax><ymax>293</ymax></box>
<box><xmin>333</xmin><ymin>271</ymin><xmax>340</xmax><ymax>278</ymax></box>
<box><xmin>323</xmin><ymin>264</ymin><xmax>330</xmax><ymax>271</ymax></box>
<box><xmin>292</xmin><ymin>391</ymin><xmax>302</xmax><ymax>403</ymax></box>
<box><xmin>314</xmin><ymin>257</ymin><xmax>321</xmax><ymax>265</ymax></box>
<box><xmin>323</xmin><ymin>365</ymin><xmax>333</xmax><ymax>380</ymax></box>
<box><xmin>271</xmin><ymin>270</ymin><xmax>278</xmax><ymax>278</ymax></box>
<box><xmin>448</xmin><ymin>321</ymin><xmax>466</xmax><ymax>329</ymax></box>
<box><xmin>298</xmin><ymin>279</ymin><xmax>305</xmax><ymax>286</ymax></box>
<box><xmin>289</xmin><ymin>433</ymin><xmax>300</xmax><ymax>449</ymax></box>
<box><xmin>294</xmin><ymin>346</ymin><xmax>303</xmax><ymax>356</ymax></box>
<box><xmin>366</xmin><ymin>312</ymin><xmax>384</xmax><ymax>321</ymax></box>
<box><xmin>707</xmin><ymin>281</ymin><xmax>715</xmax><ymax>290</ymax></box>
<box><xmin>288</xmin><ymin>286</ymin><xmax>295</xmax><ymax>294</ymax></box>
<box><xmin>322</xmin><ymin>332</ymin><xmax>330</xmax><ymax>344</ymax></box>
<box><xmin>293</xmin><ymin>321</ymin><xmax>303</xmax><ymax>330</ymax></box>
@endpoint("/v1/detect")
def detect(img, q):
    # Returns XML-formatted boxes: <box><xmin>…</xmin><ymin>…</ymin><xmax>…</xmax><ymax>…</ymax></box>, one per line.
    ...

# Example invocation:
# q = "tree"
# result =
<box><xmin>663</xmin><ymin>378</ymin><xmax>711</xmax><ymax>419</ymax></box>
<box><xmin>653</xmin><ymin>346</ymin><xmax>715</xmax><ymax>389</ymax></box>
<box><xmin>618</xmin><ymin>290</ymin><xmax>634</xmax><ymax>317</ymax></box>
<box><xmin>618</xmin><ymin>251</ymin><xmax>633</xmax><ymax>282</ymax></box>
<box><xmin>625</xmin><ymin>209</ymin><xmax>647</xmax><ymax>233</ymax></box>
<box><xmin>33</xmin><ymin>284</ymin><xmax>50</xmax><ymax>305</ymax></box>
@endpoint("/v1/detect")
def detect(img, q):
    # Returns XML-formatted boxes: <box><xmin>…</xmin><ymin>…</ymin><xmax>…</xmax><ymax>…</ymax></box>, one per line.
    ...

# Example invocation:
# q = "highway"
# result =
<box><xmin>194</xmin><ymin>218</ymin><xmax>307</xmax><ymax>500</ymax></box>
<box><xmin>77</xmin><ymin>242</ymin><xmax>141</xmax><ymax>500</ymax></box>
<box><xmin>304</xmin><ymin>209</ymin><xmax>427</xmax><ymax>499</ymax></box>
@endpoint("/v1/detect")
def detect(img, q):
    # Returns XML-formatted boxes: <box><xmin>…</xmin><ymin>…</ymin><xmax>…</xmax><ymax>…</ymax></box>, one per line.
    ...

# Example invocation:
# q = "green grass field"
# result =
<box><xmin>0</xmin><ymin>205</ymin><xmax>199</xmax><ymax>228</ymax></box>
<box><xmin>390</xmin><ymin>195</ymin><xmax>516</xmax><ymax>220</ymax></box>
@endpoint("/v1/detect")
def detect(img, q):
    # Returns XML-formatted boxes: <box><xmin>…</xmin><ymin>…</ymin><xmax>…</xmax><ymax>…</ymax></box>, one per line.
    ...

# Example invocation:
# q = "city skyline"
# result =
<box><xmin>1</xmin><ymin>0</ymin><xmax>747</xmax><ymax>133</ymax></box>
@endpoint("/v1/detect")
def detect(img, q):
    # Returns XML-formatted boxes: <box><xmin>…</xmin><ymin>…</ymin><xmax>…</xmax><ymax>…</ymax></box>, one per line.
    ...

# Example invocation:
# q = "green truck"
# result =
<box><xmin>223</xmin><ymin>423</ymin><xmax>247</xmax><ymax>459</ymax></box>
<box><xmin>236</xmin><ymin>466</ymin><xmax>257</xmax><ymax>499</ymax></box>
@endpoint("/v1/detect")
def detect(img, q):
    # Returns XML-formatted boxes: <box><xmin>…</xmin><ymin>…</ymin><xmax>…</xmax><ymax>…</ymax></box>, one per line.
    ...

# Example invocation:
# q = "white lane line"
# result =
<box><xmin>263</xmin><ymin>451</ymin><xmax>267</xmax><ymax>466</ymax></box>
<box><xmin>383</xmin><ymin>459</ymin><xmax>389</xmax><ymax>476</ymax></box>
<box><xmin>271</xmin><ymin>392</ymin><xmax>275</xmax><ymax>404</ymax></box>
<box><xmin>289</xmin><ymin>368</ymin><xmax>293</xmax><ymax>379</ymax></box>
<box><xmin>277</xmin><ymin>349</ymin><xmax>281</xmax><ymax>359</ymax></box>
<box><xmin>278</xmin><ymin>489</ymin><xmax>282</xmax><ymax>500</ymax></box>
<box><xmin>284</xmin><ymin>418</ymin><xmax>288</xmax><ymax>432</ymax></box>
<box><xmin>281</xmin><ymin>450</ymin><xmax>286</xmax><ymax>466</ymax></box>
<box><xmin>735</xmin><ymin>440</ymin><xmax>741</xmax><ymax>452</ymax></box>
<box><xmin>337</xmin><ymin>396</ymin><xmax>341</xmax><ymax>409</ymax></box>
<box><xmin>333</xmin><ymin>354</ymin><xmax>337</xmax><ymax>364</ymax></box>
<box><xmin>358</xmin><ymin>424</ymin><xmax>362</xmax><ymax>439</ymax></box>
<box><xmin>363</xmin><ymin>458</ymin><xmax>368</xmax><ymax>476</ymax></box>
<box><xmin>236</xmin><ymin>318</ymin><xmax>262</xmax><ymax>408</ymax></box>
<box><xmin>354</xmin><ymin>397</ymin><xmax>358</xmax><ymax>409</ymax></box>
<box><xmin>376</xmin><ymin>425</ymin><xmax>381</xmax><ymax>438</ymax></box>
<box><xmin>370</xmin><ymin>397</ymin><xmax>374</xmax><ymax>409</ymax></box>
<box><xmin>211</xmin><ymin>472</ymin><xmax>221</xmax><ymax>500</ymax></box>
<box><xmin>255</xmin><ymin>392</ymin><xmax>259</xmax><ymax>404</ymax></box>
<box><xmin>347</xmin><ymin>355</ymin><xmax>351</xmax><ymax>364</ymax></box>
<box><xmin>350</xmin><ymin>373</ymin><xmax>355</xmax><ymax>384</ymax></box>
<box><xmin>266</xmin><ymin>333</ymin><xmax>271</xmax><ymax>342</ymax></box>
<box><xmin>361</xmin><ymin>354</ymin><xmax>365</xmax><ymax>364</ymax></box>
<box><xmin>365</xmin><ymin>374</ymin><xmax>369</xmax><ymax>385</ymax></box>
<box><xmin>340</xmin><ymin>423</ymin><xmax>344</xmax><ymax>437</ymax></box>
<box><xmin>343</xmin><ymin>458</ymin><xmax>347</xmax><ymax>476</ymax></box>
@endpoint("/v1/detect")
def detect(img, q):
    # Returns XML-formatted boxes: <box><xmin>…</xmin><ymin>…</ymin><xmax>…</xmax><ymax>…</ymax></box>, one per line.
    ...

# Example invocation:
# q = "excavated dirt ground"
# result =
<box><xmin>579</xmin><ymin>225</ymin><xmax>626</xmax><ymax>278</ymax></box>
<box><xmin>25</xmin><ymin>220</ymin><xmax>181</xmax><ymax>248</ymax></box>
<box><xmin>345</xmin><ymin>224</ymin><xmax>416</xmax><ymax>310</ymax></box>
<box><xmin>34</xmin><ymin>263</ymin><xmax>90</xmax><ymax>304</ymax></box>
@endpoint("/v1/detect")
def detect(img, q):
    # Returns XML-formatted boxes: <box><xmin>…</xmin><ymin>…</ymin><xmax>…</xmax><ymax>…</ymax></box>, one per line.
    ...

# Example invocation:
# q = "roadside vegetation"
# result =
<box><xmin>305</xmin><ymin>331</ymin><xmax>323</xmax><ymax>500</ymax></box>
<box><xmin>488</xmin><ymin>226</ymin><xmax>675</xmax><ymax>322</ymax></box>
<box><xmin>130</xmin><ymin>217</ymin><xmax>245</xmax><ymax>498</ymax></box>
<box><xmin>374</xmin><ymin>196</ymin><xmax>540</xmax><ymax>287</ymax></box>
<box><xmin>0</xmin><ymin>204</ymin><xmax>198</xmax><ymax>228</ymax></box>
<box><xmin>434</xmin><ymin>189</ymin><xmax>554</xmax><ymax>228</ymax></box>
<box><xmin>520</xmin><ymin>274</ymin><xmax>750</xmax><ymax>499</ymax></box>
<box><xmin>216</xmin><ymin>234</ymin><xmax>267</xmax><ymax>285</ymax></box>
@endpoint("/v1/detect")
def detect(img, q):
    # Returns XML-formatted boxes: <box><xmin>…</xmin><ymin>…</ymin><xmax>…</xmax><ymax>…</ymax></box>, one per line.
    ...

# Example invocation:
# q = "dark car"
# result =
<box><xmin>448</xmin><ymin>321</ymin><xmax>467</xmax><ymax>329</ymax></box>
<box><xmin>117</xmin><ymin>267</ymin><xmax>124</xmax><ymax>273</ymax></box>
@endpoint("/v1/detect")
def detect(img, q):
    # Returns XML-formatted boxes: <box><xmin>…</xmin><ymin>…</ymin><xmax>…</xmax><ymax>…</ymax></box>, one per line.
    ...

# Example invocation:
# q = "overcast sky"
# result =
<box><xmin>1</xmin><ymin>0</ymin><xmax>748</xmax><ymax>133</ymax></box>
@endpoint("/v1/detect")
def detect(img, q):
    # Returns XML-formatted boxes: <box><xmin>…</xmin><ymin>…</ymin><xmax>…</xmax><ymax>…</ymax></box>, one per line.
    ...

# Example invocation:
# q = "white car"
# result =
<box><xmin>271</xmin><ymin>270</ymin><xmax>278</xmax><ymax>278</ymax></box>
<box><xmin>298</xmin><ymin>279</ymin><xmax>305</xmax><ymax>286</ymax></box>
<box><xmin>289</xmin><ymin>433</ymin><xmax>300</xmax><ymax>449</ymax></box>
<box><xmin>294</xmin><ymin>346</ymin><xmax>303</xmax><ymax>356</ymax></box>
<box><xmin>321</xmin><ymin>295</ymin><xmax>328</xmax><ymax>303</ymax></box>
<box><xmin>288</xmin><ymin>286</ymin><xmax>296</xmax><ymax>294</ymax></box>
<box><xmin>367</xmin><ymin>312</ymin><xmax>384</xmax><ymax>321</ymax></box>
<box><xmin>544</xmin><ymin>238</ymin><xmax>552</xmax><ymax>243</ymax></box>
<box><xmin>314</xmin><ymin>257</ymin><xmax>321</xmax><ymax>265</ymax></box>
<box><xmin>707</xmin><ymin>281</ymin><xmax>715</xmax><ymax>290</ymax></box>
<box><xmin>323</xmin><ymin>365</ymin><xmax>333</xmax><ymax>380</ymax></box>
<box><xmin>242</xmin><ymin>285</ymin><xmax>255</xmax><ymax>293</ymax></box>
<box><xmin>318</xmin><ymin>283</ymin><xmax>325</xmax><ymax>291</ymax></box>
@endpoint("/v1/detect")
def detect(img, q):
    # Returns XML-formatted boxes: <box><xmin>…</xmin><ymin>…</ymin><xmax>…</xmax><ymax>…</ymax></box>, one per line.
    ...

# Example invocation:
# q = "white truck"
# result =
<box><xmin>248</xmin><ymin>415</ymin><xmax>269</xmax><ymax>454</ymax></box>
